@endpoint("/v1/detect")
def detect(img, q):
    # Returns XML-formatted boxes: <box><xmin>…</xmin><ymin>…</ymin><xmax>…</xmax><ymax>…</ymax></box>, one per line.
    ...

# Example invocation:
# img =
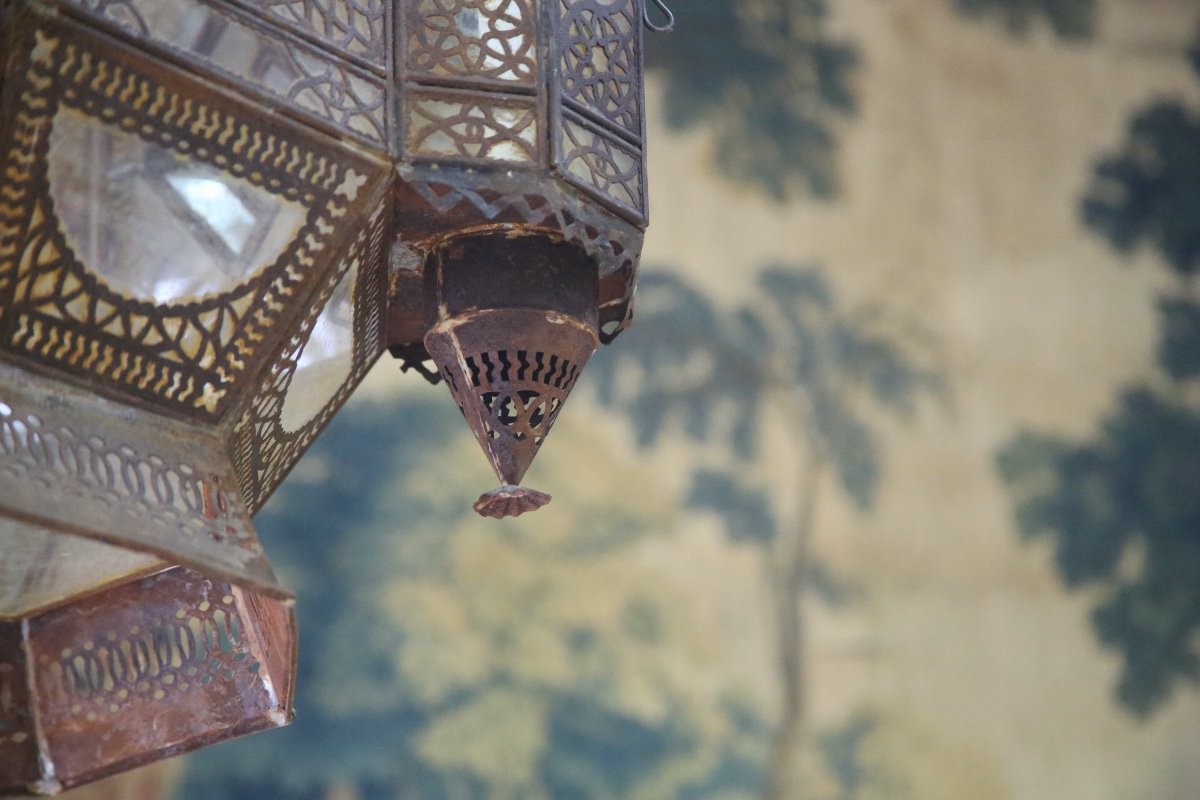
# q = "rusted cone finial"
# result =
<box><xmin>425</xmin><ymin>306</ymin><xmax>597</xmax><ymax>518</ymax></box>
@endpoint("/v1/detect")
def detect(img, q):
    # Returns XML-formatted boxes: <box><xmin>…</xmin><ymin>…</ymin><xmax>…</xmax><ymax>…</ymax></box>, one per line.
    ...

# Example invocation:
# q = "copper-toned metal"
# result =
<box><xmin>473</xmin><ymin>485</ymin><xmax>553</xmax><ymax>518</ymax></box>
<box><xmin>0</xmin><ymin>0</ymin><xmax>651</xmax><ymax>785</ymax></box>
<box><xmin>384</xmin><ymin>0</ymin><xmax>649</xmax><ymax>510</ymax></box>
<box><xmin>418</xmin><ymin>229</ymin><xmax>601</xmax><ymax>513</ymax></box>
<box><xmin>0</xmin><ymin>565</ymin><xmax>296</xmax><ymax>796</ymax></box>
<box><xmin>426</xmin><ymin>306</ymin><xmax>598</xmax><ymax>485</ymax></box>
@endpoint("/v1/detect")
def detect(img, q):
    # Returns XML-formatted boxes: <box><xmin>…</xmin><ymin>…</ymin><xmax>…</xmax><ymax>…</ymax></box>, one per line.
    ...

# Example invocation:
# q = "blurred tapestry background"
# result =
<box><xmin>65</xmin><ymin>0</ymin><xmax>1200</xmax><ymax>798</ymax></box>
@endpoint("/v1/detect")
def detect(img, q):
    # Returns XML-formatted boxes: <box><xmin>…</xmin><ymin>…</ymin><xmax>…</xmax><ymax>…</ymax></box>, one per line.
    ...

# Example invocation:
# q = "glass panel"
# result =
<box><xmin>0</xmin><ymin>519</ymin><xmax>165</xmax><ymax>619</ymax></box>
<box><xmin>279</xmin><ymin>264</ymin><xmax>357</xmax><ymax>433</ymax></box>
<box><xmin>63</xmin><ymin>0</ymin><xmax>387</xmax><ymax>142</ymax></box>
<box><xmin>407</xmin><ymin>93</ymin><xmax>538</xmax><ymax>163</ymax></box>
<box><xmin>558</xmin><ymin>114</ymin><xmax>642</xmax><ymax>215</ymax></box>
<box><xmin>558</xmin><ymin>0</ymin><xmax>641</xmax><ymax>136</ymax></box>
<box><xmin>46</xmin><ymin>106</ymin><xmax>307</xmax><ymax>305</ymax></box>
<box><xmin>408</xmin><ymin>0</ymin><xmax>538</xmax><ymax>84</ymax></box>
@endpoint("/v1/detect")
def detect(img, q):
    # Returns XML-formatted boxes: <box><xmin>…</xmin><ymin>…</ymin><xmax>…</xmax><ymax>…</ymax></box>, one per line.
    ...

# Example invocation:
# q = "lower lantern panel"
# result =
<box><xmin>0</xmin><ymin>565</ymin><xmax>296</xmax><ymax>795</ymax></box>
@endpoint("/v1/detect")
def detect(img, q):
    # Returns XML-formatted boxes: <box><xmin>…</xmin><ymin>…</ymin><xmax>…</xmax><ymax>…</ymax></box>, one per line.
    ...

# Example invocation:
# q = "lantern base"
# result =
<box><xmin>473</xmin><ymin>485</ymin><xmax>553</xmax><ymax>519</ymax></box>
<box><xmin>0</xmin><ymin>566</ymin><xmax>295</xmax><ymax>796</ymax></box>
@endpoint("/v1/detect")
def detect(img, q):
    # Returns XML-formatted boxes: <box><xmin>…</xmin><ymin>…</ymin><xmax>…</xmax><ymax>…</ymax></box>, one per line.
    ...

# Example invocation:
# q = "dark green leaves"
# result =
<box><xmin>645</xmin><ymin>0</ymin><xmax>858</xmax><ymax>201</ymax></box>
<box><xmin>998</xmin><ymin>390</ymin><xmax>1200</xmax><ymax>715</ymax></box>
<box><xmin>593</xmin><ymin>264</ymin><xmax>940</xmax><ymax>534</ymax></box>
<box><xmin>1083</xmin><ymin>103</ymin><xmax>1200</xmax><ymax>277</ymax></box>
<box><xmin>953</xmin><ymin>0</ymin><xmax>1096</xmax><ymax>39</ymax></box>
<box><xmin>1158</xmin><ymin>298</ymin><xmax>1200</xmax><ymax>381</ymax></box>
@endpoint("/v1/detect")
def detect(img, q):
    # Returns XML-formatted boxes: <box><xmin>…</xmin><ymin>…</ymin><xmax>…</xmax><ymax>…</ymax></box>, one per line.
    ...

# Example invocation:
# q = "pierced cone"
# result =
<box><xmin>425</xmin><ymin>307</ymin><xmax>598</xmax><ymax>514</ymax></box>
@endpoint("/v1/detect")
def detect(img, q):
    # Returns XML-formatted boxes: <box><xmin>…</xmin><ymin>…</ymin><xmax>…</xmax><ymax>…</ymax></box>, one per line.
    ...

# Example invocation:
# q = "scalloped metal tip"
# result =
<box><xmin>473</xmin><ymin>485</ymin><xmax>552</xmax><ymax>519</ymax></box>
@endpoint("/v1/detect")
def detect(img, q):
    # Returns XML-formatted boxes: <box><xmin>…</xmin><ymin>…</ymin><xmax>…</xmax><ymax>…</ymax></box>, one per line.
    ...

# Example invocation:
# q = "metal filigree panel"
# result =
<box><xmin>406</xmin><ymin>88</ymin><xmax>539</xmax><ymax>163</ymax></box>
<box><xmin>231</xmin><ymin>206</ymin><xmax>389</xmax><ymax>513</ymax></box>
<box><xmin>237</xmin><ymin>0</ymin><xmax>388</xmax><ymax>66</ymax></box>
<box><xmin>0</xmin><ymin>362</ymin><xmax>282</xmax><ymax>596</ymax></box>
<box><xmin>1</xmin><ymin>566</ymin><xmax>296</xmax><ymax>794</ymax></box>
<box><xmin>61</xmin><ymin>0</ymin><xmax>388</xmax><ymax>144</ymax></box>
<box><xmin>0</xmin><ymin>21</ymin><xmax>379</xmax><ymax>419</ymax></box>
<box><xmin>558</xmin><ymin>111</ymin><xmax>643</xmax><ymax>219</ymax></box>
<box><xmin>406</xmin><ymin>0</ymin><xmax>539</xmax><ymax>85</ymax></box>
<box><xmin>554</xmin><ymin>0</ymin><xmax>640</xmax><ymax>139</ymax></box>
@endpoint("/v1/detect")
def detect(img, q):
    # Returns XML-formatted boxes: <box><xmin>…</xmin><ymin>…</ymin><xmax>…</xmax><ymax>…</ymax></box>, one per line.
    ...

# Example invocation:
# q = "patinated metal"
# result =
<box><xmin>0</xmin><ymin>0</ymin><xmax>649</xmax><ymax>790</ymax></box>
<box><xmin>0</xmin><ymin>566</ymin><xmax>296</xmax><ymax>794</ymax></box>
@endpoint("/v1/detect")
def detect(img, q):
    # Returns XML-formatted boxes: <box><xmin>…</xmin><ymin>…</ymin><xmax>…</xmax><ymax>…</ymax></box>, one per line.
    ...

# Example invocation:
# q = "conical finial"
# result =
<box><xmin>425</xmin><ymin>307</ymin><xmax>598</xmax><ymax>515</ymax></box>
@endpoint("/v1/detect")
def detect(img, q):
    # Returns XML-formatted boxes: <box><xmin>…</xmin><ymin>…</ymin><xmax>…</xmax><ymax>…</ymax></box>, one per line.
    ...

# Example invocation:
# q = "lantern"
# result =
<box><xmin>0</xmin><ymin>0</ymin><xmax>650</xmax><ymax>792</ymax></box>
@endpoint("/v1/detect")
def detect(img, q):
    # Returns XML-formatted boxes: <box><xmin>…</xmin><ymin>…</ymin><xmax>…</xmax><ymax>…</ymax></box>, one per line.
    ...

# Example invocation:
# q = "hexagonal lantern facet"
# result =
<box><xmin>0</xmin><ymin>566</ymin><xmax>295</xmax><ymax>794</ymax></box>
<box><xmin>0</xmin><ymin>0</ymin><xmax>649</xmax><ymax>791</ymax></box>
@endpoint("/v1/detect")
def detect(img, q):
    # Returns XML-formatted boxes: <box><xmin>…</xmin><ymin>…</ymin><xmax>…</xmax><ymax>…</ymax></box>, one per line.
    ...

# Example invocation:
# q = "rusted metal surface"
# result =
<box><xmin>426</xmin><ymin>306</ymin><xmax>598</xmax><ymax>488</ymax></box>
<box><xmin>472</xmin><ymin>485</ymin><xmax>553</xmax><ymax>518</ymax></box>
<box><xmin>0</xmin><ymin>566</ymin><xmax>296</xmax><ymax>796</ymax></box>
<box><xmin>0</xmin><ymin>0</ymin><xmax>650</xmax><ymax>785</ymax></box>
<box><xmin>420</xmin><ymin>230</ymin><xmax>601</xmax><ymax>515</ymax></box>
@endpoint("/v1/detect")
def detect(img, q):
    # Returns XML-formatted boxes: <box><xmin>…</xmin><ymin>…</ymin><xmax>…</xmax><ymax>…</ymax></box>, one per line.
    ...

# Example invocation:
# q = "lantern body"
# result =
<box><xmin>0</xmin><ymin>0</ymin><xmax>648</xmax><ymax>791</ymax></box>
<box><xmin>0</xmin><ymin>2</ymin><xmax>391</xmax><ymax>791</ymax></box>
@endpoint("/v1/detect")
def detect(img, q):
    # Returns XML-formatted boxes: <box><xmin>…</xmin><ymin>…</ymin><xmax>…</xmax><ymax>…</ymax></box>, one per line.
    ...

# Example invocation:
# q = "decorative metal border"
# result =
<box><xmin>0</xmin><ymin>19</ymin><xmax>377</xmax><ymax>421</ymax></box>
<box><xmin>548</xmin><ymin>0</ymin><xmax>646</xmax><ymax>223</ymax></box>
<box><xmin>58</xmin><ymin>0</ymin><xmax>389</xmax><ymax>146</ymax></box>
<box><xmin>0</xmin><ymin>358</ymin><xmax>284</xmax><ymax>596</ymax></box>
<box><xmin>227</xmin><ymin>0</ymin><xmax>390</xmax><ymax>70</ymax></box>
<box><xmin>231</xmin><ymin>203</ymin><xmax>389</xmax><ymax>513</ymax></box>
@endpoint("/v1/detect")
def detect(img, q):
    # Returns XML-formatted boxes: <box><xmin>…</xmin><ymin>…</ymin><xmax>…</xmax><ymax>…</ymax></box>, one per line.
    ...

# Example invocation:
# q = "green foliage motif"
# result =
<box><xmin>953</xmin><ymin>0</ymin><xmax>1095</xmax><ymax>39</ymax></box>
<box><xmin>645</xmin><ymin>0</ymin><xmax>857</xmax><ymax>201</ymax></box>
<box><xmin>177</xmin><ymin>393</ymin><xmax>768</xmax><ymax>800</ymax></box>
<box><xmin>998</xmin><ymin>28</ymin><xmax>1200</xmax><ymax>717</ymax></box>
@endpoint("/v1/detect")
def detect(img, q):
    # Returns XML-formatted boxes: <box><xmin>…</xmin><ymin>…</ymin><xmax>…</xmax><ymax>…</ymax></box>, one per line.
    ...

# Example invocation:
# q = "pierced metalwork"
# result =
<box><xmin>558</xmin><ymin>112</ymin><xmax>644</xmax><ymax>217</ymax></box>
<box><xmin>0</xmin><ymin>0</ymin><xmax>652</xmax><ymax>786</ymax></box>
<box><xmin>0</xmin><ymin>566</ymin><xmax>295</xmax><ymax>795</ymax></box>
<box><xmin>557</xmin><ymin>0</ymin><xmax>641</xmax><ymax>137</ymax></box>
<box><xmin>232</xmin><ymin>207</ymin><xmax>389</xmax><ymax>514</ymax></box>
<box><xmin>406</xmin><ymin>0</ymin><xmax>538</xmax><ymax>84</ymax></box>
<box><xmin>245</xmin><ymin>0</ymin><xmax>389</xmax><ymax>64</ymax></box>
<box><xmin>62</xmin><ymin>0</ymin><xmax>388</xmax><ymax>144</ymax></box>
<box><xmin>0</xmin><ymin>23</ymin><xmax>375</xmax><ymax>420</ymax></box>
<box><xmin>427</xmin><ymin>307</ymin><xmax>597</xmax><ymax>488</ymax></box>
<box><xmin>406</xmin><ymin>89</ymin><xmax>539</xmax><ymax>162</ymax></box>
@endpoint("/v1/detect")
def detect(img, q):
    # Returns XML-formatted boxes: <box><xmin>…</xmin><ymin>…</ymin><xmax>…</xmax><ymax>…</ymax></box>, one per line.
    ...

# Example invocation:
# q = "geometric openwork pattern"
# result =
<box><xmin>406</xmin><ymin>0</ymin><xmax>538</xmax><ymax>84</ymax></box>
<box><xmin>406</xmin><ymin>90</ymin><xmax>540</xmax><ymax>163</ymax></box>
<box><xmin>559</xmin><ymin>113</ymin><xmax>643</xmax><ymax>215</ymax></box>
<box><xmin>557</xmin><ymin>0</ymin><xmax>640</xmax><ymax>136</ymax></box>
<box><xmin>549</xmin><ymin>0</ymin><xmax>645</xmax><ymax>220</ymax></box>
<box><xmin>61</xmin><ymin>0</ymin><xmax>389</xmax><ymax>145</ymax></box>
<box><xmin>252</xmin><ymin>0</ymin><xmax>389</xmax><ymax>64</ymax></box>
<box><xmin>43</xmin><ymin>590</ymin><xmax>258</xmax><ymax>721</ymax></box>
<box><xmin>437</xmin><ymin>345</ymin><xmax>583</xmax><ymax>481</ymax></box>
<box><xmin>0</xmin><ymin>401</ymin><xmax>245</xmax><ymax>547</ymax></box>
<box><xmin>0</xmin><ymin>25</ymin><xmax>372</xmax><ymax>420</ymax></box>
<box><xmin>442</xmin><ymin>348</ymin><xmax>581</xmax><ymax>439</ymax></box>
<box><xmin>425</xmin><ymin>308</ymin><xmax>597</xmax><ymax>485</ymax></box>
<box><xmin>0</xmin><ymin>565</ymin><xmax>295</xmax><ymax>794</ymax></box>
<box><xmin>231</xmin><ymin>207</ymin><xmax>389</xmax><ymax>514</ymax></box>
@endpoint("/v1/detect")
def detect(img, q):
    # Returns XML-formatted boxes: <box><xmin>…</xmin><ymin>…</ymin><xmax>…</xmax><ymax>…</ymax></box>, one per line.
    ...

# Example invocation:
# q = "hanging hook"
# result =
<box><xmin>643</xmin><ymin>0</ymin><xmax>674</xmax><ymax>33</ymax></box>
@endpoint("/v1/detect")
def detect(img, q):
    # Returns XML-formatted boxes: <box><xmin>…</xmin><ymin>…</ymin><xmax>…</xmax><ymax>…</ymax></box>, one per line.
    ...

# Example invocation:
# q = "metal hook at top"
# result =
<box><xmin>643</xmin><ymin>0</ymin><xmax>674</xmax><ymax>32</ymax></box>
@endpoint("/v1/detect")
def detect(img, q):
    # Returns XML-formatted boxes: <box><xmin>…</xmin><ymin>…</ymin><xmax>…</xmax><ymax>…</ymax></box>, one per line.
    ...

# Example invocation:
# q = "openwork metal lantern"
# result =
<box><xmin>0</xmin><ymin>0</ymin><xmax>650</xmax><ymax>793</ymax></box>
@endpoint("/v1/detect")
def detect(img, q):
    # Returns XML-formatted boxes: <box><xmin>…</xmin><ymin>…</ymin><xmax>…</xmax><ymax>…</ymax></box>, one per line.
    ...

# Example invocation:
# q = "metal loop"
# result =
<box><xmin>643</xmin><ymin>0</ymin><xmax>674</xmax><ymax>32</ymax></box>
